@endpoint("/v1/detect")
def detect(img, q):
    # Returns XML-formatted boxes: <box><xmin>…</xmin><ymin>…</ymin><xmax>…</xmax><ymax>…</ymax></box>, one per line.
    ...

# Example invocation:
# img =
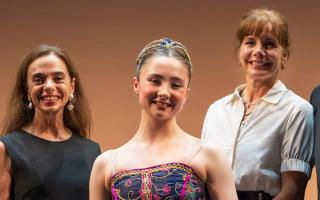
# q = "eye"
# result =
<box><xmin>243</xmin><ymin>38</ymin><xmax>256</xmax><ymax>46</ymax></box>
<box><xmin>171</xmin><ymin>82</ymin><xmax>184</xmax><ymax>90</ymax></box>
<box><xmin>54</xmin><ymin>75</ymin><xmax>65</xmax><ymax>83</ymax></box>
<box><xmin>264</xmin><ymin>41</ymin><xmax>277</xmax><ymax>49</ymax></box>
<box><xmin>245</xmin><ymin>41</ymin><xmax>255</xmax><ymax>45</ymax></box>
<box><xmin>32</xmin><ymin>77</ymin><xmax>44</xmax><ymax>85</ymax></box>
<box><xmin>149</xmin><ymin>78</ymin><xmax>161</xmax><ymax>85</ymax></box>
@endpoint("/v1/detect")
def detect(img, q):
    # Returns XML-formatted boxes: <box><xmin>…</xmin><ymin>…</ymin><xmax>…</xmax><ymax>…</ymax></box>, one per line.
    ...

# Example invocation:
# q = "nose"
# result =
<box><xmin>44</xmin><ymin>79</ymin><xmax>54</xmax><ymax>91</ymax></box>
<box><xmin>253</xmin><ymin>43</ymin><xmax>265</xmax><ymax>57</ymax></box>
<box><xmin>158</xmin><ymin>84</ymin><xmax>170</xmax><ymax>99</ymax></box>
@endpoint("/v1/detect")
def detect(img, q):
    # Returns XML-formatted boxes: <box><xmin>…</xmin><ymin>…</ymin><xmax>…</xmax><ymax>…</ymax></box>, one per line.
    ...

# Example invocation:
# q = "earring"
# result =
<box><xmin>238</xmin><ymin>61</ymin><xmax>242</xmax><ymax>68</ymax></box>
<box><xmin>67</xmin><ymin>94</ymin><xmax>74</xmax><ymax>111</ymax></box>
<box><xmin>28</xmin><ymin>101</ymin><xmax>33</xmax><ymax>109</ymax></box>
<box><xmin>281</xmin><ymin>60</ymin><xmax>286</xmax><ymax>70</ymax></box>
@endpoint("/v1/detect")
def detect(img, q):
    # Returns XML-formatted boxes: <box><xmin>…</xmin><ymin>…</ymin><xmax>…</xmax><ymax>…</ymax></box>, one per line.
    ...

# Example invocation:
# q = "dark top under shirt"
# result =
<box><xmin>0</xmin><ymin>129</ymin><xmax>101</xmax><ymax>200</ymax></box>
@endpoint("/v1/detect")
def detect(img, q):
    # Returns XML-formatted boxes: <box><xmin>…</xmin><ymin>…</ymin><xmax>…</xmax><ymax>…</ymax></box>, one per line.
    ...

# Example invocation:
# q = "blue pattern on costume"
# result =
<box><xmin>111</xmin><ymin>162</ymin><xmax>209</xmax><ymax>200</ymax></box>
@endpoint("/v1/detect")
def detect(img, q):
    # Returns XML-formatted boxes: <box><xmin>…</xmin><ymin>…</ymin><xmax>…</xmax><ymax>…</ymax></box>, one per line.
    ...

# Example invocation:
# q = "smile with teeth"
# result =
<box><xmin>249</xmin><ymin>61</ymin><xmax>268</xmax><ymax>67</ymax></box>
<box><xmin>41</xmin><ymin>96</ymin><xmax>60</xmax><ymax>101</ymax></box>
<box><xmin>153</xmin><ymin>101</ymin><xmax>172</xmax><ymax>107</ymax></box>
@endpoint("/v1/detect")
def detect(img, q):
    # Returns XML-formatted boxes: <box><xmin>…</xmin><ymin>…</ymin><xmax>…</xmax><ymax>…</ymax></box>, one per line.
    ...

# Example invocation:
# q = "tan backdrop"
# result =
<box><xmin>0</xmin><ymin>1</ymin><xmax>319</xmax><ymax>199</ymax></box>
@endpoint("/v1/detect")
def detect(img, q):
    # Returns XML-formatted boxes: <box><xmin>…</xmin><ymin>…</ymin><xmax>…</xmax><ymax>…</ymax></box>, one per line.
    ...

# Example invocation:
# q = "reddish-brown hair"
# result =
<box><xmin>236</xmin><ymin>8</ymin><xmax>290</xmax><ymax>57</ymax></box>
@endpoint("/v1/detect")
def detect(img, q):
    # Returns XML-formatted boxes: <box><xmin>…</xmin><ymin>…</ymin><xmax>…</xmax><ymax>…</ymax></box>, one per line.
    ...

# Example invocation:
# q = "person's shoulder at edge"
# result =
<box><xmin>285</xmin><ymin>88</ymin><xmax>313</xmax><ymax>112</ymax></box>
<box><xmin>0</xmin><ymin>130</ymin><xmax>21</xmax><ymax>138</ymax></box>
<box><xmin>310</xmin><ymin>84</ymin><xmax>320</xmax><ymax>107</ymax></box>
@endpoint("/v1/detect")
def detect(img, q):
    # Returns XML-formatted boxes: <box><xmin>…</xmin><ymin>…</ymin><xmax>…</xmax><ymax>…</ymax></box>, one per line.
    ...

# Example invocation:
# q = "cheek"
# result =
<box><xmin>266</xmin><ymin>52</ymin><xmax>281</xmax><ymax>66</ymax></box>
<box><xmin>140</xmin><ymin>83</ymin><xmax>157</xmax><ymax>94</ymax></box>
<box><xmin>239</xmin><ymin>48</ymin><xmax>250</xmax><ymax>60</ymax></box>
<box><xmin>172</xmin><ymin>90</ymin><xmax>188</xmax><ymax>103</ymax></box>
<box><xmin>138</xmin><ymin>87</ymin><xmax>156</xmax><ymax>101</ymax></box>
<box><xmin>29</xmin><ymin>87</ymin><xmax>42</xmax><ymax>100</ymax></box>
<box><xmin>57</xmin><ymin>85</ymin><xmax>71</xmax><ymax>96</ymax></box>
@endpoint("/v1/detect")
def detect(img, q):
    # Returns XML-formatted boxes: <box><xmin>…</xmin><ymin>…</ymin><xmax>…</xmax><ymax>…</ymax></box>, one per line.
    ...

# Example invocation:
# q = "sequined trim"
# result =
<box><xmin>111</xmin><ymin>162</ymin><xmax>197</xmax><ymax>186</ymax></box>
<box><xmin>141</xmin><ymin>173</ymin><xmax>152</xmax><ymax>200</ymax></box>
<box><xmin>110</xmin><ymin>162</ymin><xmax>208</xmax><ymax>200</ymax></box>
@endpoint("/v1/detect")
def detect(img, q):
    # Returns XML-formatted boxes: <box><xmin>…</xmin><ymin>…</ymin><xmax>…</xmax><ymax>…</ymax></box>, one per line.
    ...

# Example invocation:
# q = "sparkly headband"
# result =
<box><xmin>160</xmin><ymin>37</ymin><xmax>176</xmax><ymax>48</ymax></box>
<box><xmin>136</xmin><ymin>37</ymin><xmax>191</xmax><ymax>66</ymax></box>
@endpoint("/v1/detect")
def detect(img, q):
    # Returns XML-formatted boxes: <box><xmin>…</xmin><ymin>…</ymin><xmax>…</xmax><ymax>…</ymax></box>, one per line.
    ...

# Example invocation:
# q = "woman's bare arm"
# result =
<box><xmin>0</xmin><ymin>142</ymin><xmax>11</xmax><ymax>200</ymax></box>
<box><xmin>273</xmin><ymin>171</ymin><xmax>308</xmax><ymax>200</ymax></box>
<box><xmin>204</xmin><ymin>143</ymin><xmax>238</xmax><ymax>200</ymax></box>
<box><xmin>89</xmin><ymin>151</ymin><xmax>113</xmax><ymax>200</ymax></box>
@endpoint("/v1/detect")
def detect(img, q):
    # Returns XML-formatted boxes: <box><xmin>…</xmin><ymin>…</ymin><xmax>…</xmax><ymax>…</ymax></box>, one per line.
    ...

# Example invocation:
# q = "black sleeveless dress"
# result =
<box><xmin>0</xmin><ymin>129</ymin><xmax>101</xmax><ymax>200</ymax></box>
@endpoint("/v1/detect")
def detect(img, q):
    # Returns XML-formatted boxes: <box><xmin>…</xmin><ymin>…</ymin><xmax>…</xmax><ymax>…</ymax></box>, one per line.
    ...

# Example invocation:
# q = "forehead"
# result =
<box><xmin>28</xmin><ymin>54</ymin><xmax>69</xmax><ymax>75</ymax></box>
<box><xmin>247</xmin><ymin>22</ymin><xmax>276</xmax><ymax>36</ymax></box>
<box><xmin>141</xmin><ymin>56</ymin><xmax>189</xmax><ymax>79</ymax></box>
<box><xmin>241</xmin><ymin>20</ymin><xmax>279</xmax><ymax>41</ymax></box>
<box><xmin>244</xmin><ymin>23</ymin><xmax>277</xmax><ymax>39</ymax></box>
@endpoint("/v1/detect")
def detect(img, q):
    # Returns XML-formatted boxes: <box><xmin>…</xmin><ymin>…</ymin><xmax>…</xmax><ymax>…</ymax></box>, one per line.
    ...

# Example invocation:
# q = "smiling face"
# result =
<box><xmin>239</xmin><ymin>23</ymin><xmax>287</xmax><ymax>85</ymax></box>
<box><xmin>27</xmin><ymin>53</ymin><xmax>75</xmax><ymax>116</ymax></box>
<box><xmin>134</xmin><ymin>56</ymin><xmax>190</xmax><ymax>121</ymax></box>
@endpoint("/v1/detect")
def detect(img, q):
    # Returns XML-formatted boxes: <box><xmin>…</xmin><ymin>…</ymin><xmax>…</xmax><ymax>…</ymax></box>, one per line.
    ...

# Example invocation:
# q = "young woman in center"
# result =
<box><xmin>89</xmin><ymin>37</ymin><xmax>237</xmax><ymax>200</ymax></box>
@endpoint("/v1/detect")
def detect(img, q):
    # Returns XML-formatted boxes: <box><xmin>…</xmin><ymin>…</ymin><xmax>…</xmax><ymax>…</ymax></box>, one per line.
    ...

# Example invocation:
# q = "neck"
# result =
<box><xmin>244</xmin><ymin>78</ymin><xmax>278</xmax><ymax>104</ymax></box>
<box><xmin>24</xmin><ymin>110</ymin><xmax>70</xmax><ymax>140</ymax></box>
<box><xmin>133</xmin><ymin>111</ymin><xmax>183</xmax><ymax>144</ymax></box>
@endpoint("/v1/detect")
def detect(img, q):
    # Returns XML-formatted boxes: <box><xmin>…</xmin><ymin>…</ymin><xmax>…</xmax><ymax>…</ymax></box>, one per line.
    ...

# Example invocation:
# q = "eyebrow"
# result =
<box><xmin>263</xmin><ymin>37</ymin><xmax>277</xmax><ymax>42</ymax></box>
<box><xmin>31</xmin><ymin>71</ymin><xmax>66</xmax><ymax>78</ymax></box>
<box><xmin>148</xmin><ymin>74</ymin><xmax>186</xmax><ymax>84</ymax></box>
<box><xmin>244</xmin><ymin>35</ymin><xmax>255</xmax><ymax>39</ymax></box>
<box><xmin>32</xmin><ymin>70</ymin><xmax>65</xmax><ymax>76</ymax></box>
<box><xmin>170</xmin><ymin>77</ymin><xmax>185</xmax><ymax>84</ymax></box>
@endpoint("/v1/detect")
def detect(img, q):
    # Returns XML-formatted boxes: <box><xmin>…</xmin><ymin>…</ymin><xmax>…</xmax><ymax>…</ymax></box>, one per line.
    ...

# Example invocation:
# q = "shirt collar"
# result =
<box><xmin>225</xmin><ymin>80</ymin><xmax>287</xmax><ymax>105</ymax></box>
<box><xmin>261</xmin><ymin>80</ymin><xmax>287</xmax><ymax>104</ymax></box>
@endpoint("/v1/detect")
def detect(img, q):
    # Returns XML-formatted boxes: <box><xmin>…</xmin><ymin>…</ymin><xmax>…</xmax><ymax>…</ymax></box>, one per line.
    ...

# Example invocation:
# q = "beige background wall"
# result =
<box><xmin>0</xmin><ymin>1</ymin><xmax>319</xmax><ymax>199</ymax></box>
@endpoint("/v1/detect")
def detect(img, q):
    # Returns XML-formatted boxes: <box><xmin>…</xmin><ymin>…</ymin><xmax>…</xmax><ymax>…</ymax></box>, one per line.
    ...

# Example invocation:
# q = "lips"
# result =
<box><xmin>249</xmin><ymin>60</ymin><xmax>270</xmax><ymax>68</ymax></box>
<box><xmin>152</xmin><ymin>100</ymin><xmax>172</xmax><ymax>108</ymax></box>
<box><xmin>40</xmin><ymin>95</ymin><xmax>60</xmax><ymax>102</ymax></box>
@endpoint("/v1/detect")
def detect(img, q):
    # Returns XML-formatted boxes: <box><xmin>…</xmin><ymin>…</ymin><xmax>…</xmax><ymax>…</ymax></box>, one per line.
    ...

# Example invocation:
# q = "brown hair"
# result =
<box><xmin>236</xmin><ymin>8</ymin><xmax>290</xmax><ymax>57</ymax></box>
<box><xmin>136</xmin><ymin>38</ymin><xmax>192</xmax><ymax>86</ymax></box>
<box><xmin>1</xmin><ymin>44</ymin><xmax>91</xmax><ymax>137</ymax></box>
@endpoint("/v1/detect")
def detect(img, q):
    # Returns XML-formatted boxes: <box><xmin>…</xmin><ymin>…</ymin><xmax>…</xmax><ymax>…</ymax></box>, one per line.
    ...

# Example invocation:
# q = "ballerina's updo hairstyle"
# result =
<box><xmin>136</xmin><ymin>38</ymin><xmax>192</xmax><ymax>86</ymax></box>
<box><xmin>236</xmin><ymin>8</ymin><xmax>290</xmax><ymax>58</ymax></box>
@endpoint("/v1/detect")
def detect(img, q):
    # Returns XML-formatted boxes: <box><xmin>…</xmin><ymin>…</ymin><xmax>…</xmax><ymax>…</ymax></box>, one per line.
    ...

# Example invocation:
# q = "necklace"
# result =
<box><xmin>244</xmin><ymin>101</ymin><xmax>258</xmax><ymax>109</ymax></box>
<box><xmin>242</xmin><ymin>88</ymin><xmax>259</xmax><ymax>109</ymax></box>
<box><xmin>241</xmin><ymin>88</ymin><xmax>260</xmax><ymax>121</ymax></box>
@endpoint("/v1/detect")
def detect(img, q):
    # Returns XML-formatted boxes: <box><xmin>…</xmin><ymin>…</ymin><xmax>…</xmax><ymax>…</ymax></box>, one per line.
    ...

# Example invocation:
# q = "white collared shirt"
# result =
<box><xmin>201</xmin><ymin>80</ymin><xmax>314</xmax><ymax>196</ymax></box>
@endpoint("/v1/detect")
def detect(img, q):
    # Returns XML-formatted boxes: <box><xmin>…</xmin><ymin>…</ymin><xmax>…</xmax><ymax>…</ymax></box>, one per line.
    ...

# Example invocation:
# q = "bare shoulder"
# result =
<box><xmin>183</xmin><ymin>133</ymin><xmax>202</xmax><ymax>145</ymax></box>
<box><xmin>199</xmin><ymin>141</ymin><xmax>229</xmax><ymax>167</ymax></box>
<box><xmin>0</xmin><ymin>141</ymin><xmax>9</xmax><ymax>161</ymax></box>
<box><xmin>190</xmin><ymin>141</ymin><xmax>237</xmax><ymax>199</ymax></box>
<box><xmin>90</xmin><ymin>149</ymin><xmax>117</xmax><ymax>194</ymax></box>
<box><xmin>202</xmin><ymin>141</ymin><xmax>226</xmax><ymax>156</ymax></box>
<box><xmin>182</xmin><ymin>133</ymin><xmax>225</xmax><ymax>158</ymax></box>
<box><xmin>0</xmin><ymin>141</ymin><xmax>5</xmax><ymax>151</ymax></box>
<box><xmin>93</xmin><ymin>150</ymin><xmax>115</xmax><ymax>172</ymax></box>
<box><xmin>0</xmin><ymin>141</ymin><xmax>11</xmax><ymax>173</ymax></box>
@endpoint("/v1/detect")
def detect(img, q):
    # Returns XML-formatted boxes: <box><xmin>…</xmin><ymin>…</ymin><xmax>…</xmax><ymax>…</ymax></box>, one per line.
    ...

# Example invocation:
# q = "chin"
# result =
<box><xmin>249</xmin><ymin>73</ymin><xmax>271</xmax><ymax>81</ymax></box>
<box><xmin>39</xmin><ymin>107</ymin><xmax>64</xmax><ymax>115</ymax></box>
<box><xmin>153</xmin><ymin>112</ymin><xmax>171</xmax><ymax>121</ymax></box>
